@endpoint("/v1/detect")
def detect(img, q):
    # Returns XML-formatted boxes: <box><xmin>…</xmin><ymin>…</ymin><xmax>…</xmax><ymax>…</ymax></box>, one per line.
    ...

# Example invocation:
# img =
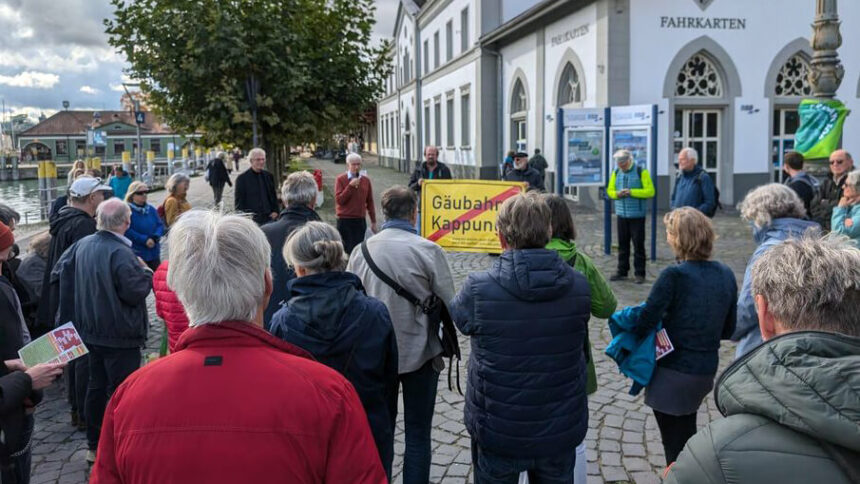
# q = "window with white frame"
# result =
<box><xmin>461</xmin><ymin>7</ymin><xmax>469</xmax><ymax>53</ymax></box>
<box><xmin>771</xmin><ymin>54</ymin><xmax>810</xmax><ymax>181</ymax></box>
<box><xmin>424</xmin><ymin>104</ymin><xmax>431</xmax><ymax>148</ymax></box>
<box><xmin>423</xmin><ymin>40</ymin><xmax>429</xmax><ymax>75</ymax></box>
<box><xmin>557</xmin><ymin>62</ymin><xmax>582</xmax><ymax>106</ymax></box>
<box><xmin>446</xmin><ymin>21</ymin><xmax>453</xmax><ymax>62</ymax></box>
<box><xmin>461</xmin><ymin>90</ymin><xmax>470</xmax><ymax>147</ymax></box>
<box><xmin>433</xmin><ymin>31</ymin><xmax>440</xmax><ymax>69</ymax></box>
<box><xmin>434</xmin><ymin>98</ymin><xmax>441</xmax><ymax>148</ymax></box>
<box><xmin>446</xmin><ymin>95</ymin><xmax>455</xmax><ymax>147</ymax></box>
<box><xmin>675</xmin><ymin>53</ymin><xmax>723</xmax><ymax>97</ymax></box>
<box><xmin>510</xmin><ymin>79</ymin><xmax>528</xmax><ymax>152</ymax></box>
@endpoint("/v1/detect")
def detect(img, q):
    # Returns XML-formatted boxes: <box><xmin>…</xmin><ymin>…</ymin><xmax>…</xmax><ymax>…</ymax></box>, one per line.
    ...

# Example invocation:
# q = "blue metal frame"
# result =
<box><xmin>650</xmin><ymin>104</ymin><xmax>658</xmax><ymax>261</ymax></box>
<box><xmin>556</xmin><ymin>107</ymin><xmax>564</xmax><ymax>195</ymax></box>
<box><xmin>603</xmin><ymin>108</ymin><xmax>612</xmax><ymax>256</ymax></box>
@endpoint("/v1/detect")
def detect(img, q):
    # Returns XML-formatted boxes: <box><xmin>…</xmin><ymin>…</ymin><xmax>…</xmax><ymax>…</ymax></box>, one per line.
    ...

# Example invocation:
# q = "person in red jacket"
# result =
<box><xmin>90</xmin><ymin>210</ymin><xmax>386</xmax><ymax>484</ymax></box>
<box><xmin>334</xmin><ymin>153</ymin><xmax>377</xmax><ymax>254</ymax></box>
<box><xmin>152</xmin><ymin>261</ymin><xmax>189</xmax><ymax>352</ymax></box>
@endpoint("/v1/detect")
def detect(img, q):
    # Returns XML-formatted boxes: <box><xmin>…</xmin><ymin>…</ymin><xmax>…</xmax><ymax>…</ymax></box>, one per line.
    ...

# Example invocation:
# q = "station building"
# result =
<box><xmin>377</xmin><ymin>0</ymin><xmax>860</xmax><ymax>207</ymax></box>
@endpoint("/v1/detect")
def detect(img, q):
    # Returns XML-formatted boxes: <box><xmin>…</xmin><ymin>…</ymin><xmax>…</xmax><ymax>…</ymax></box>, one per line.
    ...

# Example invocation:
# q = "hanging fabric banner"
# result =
<box><xmin>795</xmin><ymin>99</ymin><xmax>850</xmax><ymax>159</ymax></box>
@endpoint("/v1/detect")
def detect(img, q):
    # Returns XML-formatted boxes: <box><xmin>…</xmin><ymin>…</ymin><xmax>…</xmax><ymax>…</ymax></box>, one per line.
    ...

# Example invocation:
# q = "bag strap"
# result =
<box><xmin>360</xmin><ymin>241</ymin><xmax>423</xmax><ymax>308</ymax></box>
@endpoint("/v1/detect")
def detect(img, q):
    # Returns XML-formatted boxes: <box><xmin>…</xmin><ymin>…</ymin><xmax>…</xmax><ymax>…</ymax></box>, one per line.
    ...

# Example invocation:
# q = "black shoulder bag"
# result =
<box><xmin>360</xmin><ymin>241</ymin><xmax>462</xmax><ymax>394</ymax></box>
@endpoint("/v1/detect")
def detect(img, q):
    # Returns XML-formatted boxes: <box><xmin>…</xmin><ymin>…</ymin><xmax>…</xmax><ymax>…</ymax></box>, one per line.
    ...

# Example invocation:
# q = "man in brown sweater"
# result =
<box><xmin>335</xmin><ymin>153</ymin><xmax>377</xmax><ymax>253</ymax></box>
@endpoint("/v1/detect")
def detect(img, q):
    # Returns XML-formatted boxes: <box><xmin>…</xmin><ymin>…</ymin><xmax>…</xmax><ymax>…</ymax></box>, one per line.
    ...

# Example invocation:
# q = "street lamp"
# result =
<box><xmin>121</xmin><ymin>82</ymin><xmax>144</xmax><ymax>181</ymax></box>
<box><xmin>809</xmin><ymin>0</ymin><xmax>844</xmax><ymax>99</ymax></box>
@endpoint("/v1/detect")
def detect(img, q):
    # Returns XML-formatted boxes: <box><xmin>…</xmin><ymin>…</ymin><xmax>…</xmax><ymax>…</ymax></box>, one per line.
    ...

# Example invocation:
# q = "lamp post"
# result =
<box><xmin>122</xmin><ymin>83</ymin><xmax>144</xmax><ymax>181</ymax></box>
<box><xmin>808</xmin><ymin>0</ymin><xmax>844</xmax><ymax>99</ymax></box>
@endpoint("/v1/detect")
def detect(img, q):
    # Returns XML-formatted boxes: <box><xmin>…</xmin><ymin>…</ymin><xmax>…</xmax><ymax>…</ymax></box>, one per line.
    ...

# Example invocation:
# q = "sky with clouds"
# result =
<box><xmin>0</xmin><ymin>0</ymin><xmax>402</xmax><ymax>122</ymax></box>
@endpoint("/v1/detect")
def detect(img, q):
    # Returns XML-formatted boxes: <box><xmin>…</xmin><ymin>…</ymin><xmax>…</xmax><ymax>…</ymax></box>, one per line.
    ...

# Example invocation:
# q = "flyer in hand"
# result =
<box><xmin>655</xmin><ymin>328</ymin><xmax>674</xmax><ymax>360</ymax></box>
<box><xmin>18</xmin><ymin>322</ymin><xmax>89</xmax><ymax>368</ymax></box>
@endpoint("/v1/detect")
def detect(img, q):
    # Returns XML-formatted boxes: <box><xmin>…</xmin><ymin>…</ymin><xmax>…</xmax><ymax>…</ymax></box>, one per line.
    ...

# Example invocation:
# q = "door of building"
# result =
<box><xmin>673</xmin><ymin>109</ymin><xmax>721</xmax><ymax>181</ymax></box>
<box><xmin>772</xmin><ymin>108</ymin><xmax>800</xmax><ymax>182</ymax></box>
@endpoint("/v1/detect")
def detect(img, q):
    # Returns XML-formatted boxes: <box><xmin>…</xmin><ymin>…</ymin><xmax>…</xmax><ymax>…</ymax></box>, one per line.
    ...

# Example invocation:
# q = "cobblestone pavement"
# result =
<box><xmin>30</xmin><ymin>156</ymin><xmax>756</xmax><ymax>483</ymax></box>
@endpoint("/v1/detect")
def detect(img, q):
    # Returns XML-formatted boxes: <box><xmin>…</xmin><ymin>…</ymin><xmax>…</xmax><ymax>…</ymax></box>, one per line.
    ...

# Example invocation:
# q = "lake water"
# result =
<box><xmin>0</xmin><ymin>179</ymin><xmax>60</xmax><ymax>225</ymax></box>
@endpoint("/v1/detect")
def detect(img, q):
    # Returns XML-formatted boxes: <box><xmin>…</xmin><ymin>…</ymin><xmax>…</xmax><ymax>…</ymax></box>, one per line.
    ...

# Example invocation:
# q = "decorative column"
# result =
<box><xmin>808</xmin><ymin>0</ymin><xmax>844</xmax><ymax>98</ymax></box>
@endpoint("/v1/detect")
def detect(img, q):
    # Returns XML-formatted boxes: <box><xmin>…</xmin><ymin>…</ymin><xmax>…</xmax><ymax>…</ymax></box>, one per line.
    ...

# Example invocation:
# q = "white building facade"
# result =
<box><xmin>378</xmin><ymin>0</ymin><xmax>860</xmax><ymax>207</ymax></box>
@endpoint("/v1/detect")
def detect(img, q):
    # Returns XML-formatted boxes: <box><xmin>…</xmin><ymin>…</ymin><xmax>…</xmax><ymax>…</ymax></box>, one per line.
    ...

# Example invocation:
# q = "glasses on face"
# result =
<box><xmin>133</xmin><ymin>191</ymin><xmax>148</xmax><ymax>196</ymax></box>
<box><xmin>830</xmin><ymin>159</ymin><xmax>845</xmax><ymax>165</ymax></box>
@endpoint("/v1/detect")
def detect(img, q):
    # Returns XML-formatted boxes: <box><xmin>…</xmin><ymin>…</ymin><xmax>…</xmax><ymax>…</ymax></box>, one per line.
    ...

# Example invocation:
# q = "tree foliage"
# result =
<box><xmin>105</xmin><ymin>0</ymin><xmax>389</xmax><ymax>155</ymax></box>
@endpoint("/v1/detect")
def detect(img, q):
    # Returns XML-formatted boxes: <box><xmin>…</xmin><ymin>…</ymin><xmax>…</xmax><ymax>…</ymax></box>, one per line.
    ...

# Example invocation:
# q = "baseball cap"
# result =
<box><xmin>69</xmin><ymin>177</ymin><xmax>112</xmax><ymax>197</ymax></box>
<box><xmin>0</xmin><ymin>222</ymin><xmax>14</xmax><ymax>252</ymax></box>
<box><xmin>514</xmin><ymin>152</ymin><xmax>529</xmax><ymax>158</ymax></box>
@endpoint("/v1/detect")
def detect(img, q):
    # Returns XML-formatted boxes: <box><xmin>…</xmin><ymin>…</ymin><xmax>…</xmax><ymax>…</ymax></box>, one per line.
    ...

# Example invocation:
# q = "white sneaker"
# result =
<box><xmin>86</xmin><ymin>449</ymin><xmax>96</xmax><ymax>464</ymax></box>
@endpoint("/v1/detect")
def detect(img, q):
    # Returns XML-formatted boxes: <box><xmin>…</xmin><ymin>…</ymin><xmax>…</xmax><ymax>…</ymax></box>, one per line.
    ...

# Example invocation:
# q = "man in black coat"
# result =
<box><xmin>408</xmin><ymin>146</ymin><xmax>452</xmax><ymax>231</ymax></box>
<box><xmin>504</xmin><ymin>152</ymin><xmax>545</xmax><ymax>192</ymax></box>
<box><xmin>529</xmin><ymin>148</ymin><xmax>548</xmax><ymax>181</ymax></box>
<box><xmin>261</xmin><ymin>171</ymin><xmax>321</xmax><ymax>325</ymax></box>
<box><xmin>234</xmin><ymin>148</ymin><xmax>279</xmax><ymax>225</ymax></box>
<box><xmin>206</xmin><ymin>152</ymin><xmax>233</xmax><ymax>205</ymax></box>
<box><xmin>54</xmin><ymin>198</ymin><xmax>152</xmax><ymax>462</ymax></box>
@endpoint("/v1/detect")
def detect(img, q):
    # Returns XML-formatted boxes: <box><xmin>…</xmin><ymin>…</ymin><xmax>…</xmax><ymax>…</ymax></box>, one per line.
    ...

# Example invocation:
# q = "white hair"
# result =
<box><xmin>752</xmin><ymin>234</ymin><xmax>860</xmax><ymax>337</ymax></box>
<box><xmin>680</xmin><ymin>147</ymin><xmax>698</xmax><ymax>162</ymax></box>
<box><xmin>248</xmin><ymin>147</ymin><xmax>265</xmax><ymax>160</ymax></box>
<box><xmin>96</xmin><ymin>198</ymin><xmax>130</xmax><ymax>231</ymax></box>
<box><xmin>738</xmin><ymin>183</ymin><xmax>807</xmax><ymax>228</ymax></box>
<box><xmin>346</xmin><ymin>153</ymin><xmax>362</xmax><ymax>165</ymax></box>
<box><xmin>281</xmin><ymin>171</ymin><xmax>317</xmax><ymax>207</ymax></box>
<box><xmin>166</xmin><ymin>173</ymin><xmax>190</xmax><ymax>194</ymax></box>
<box><xmin>613</xmin><ymin>150</ymin><xmax>632</xmax><ymax>163</ymax></box>
<box><xmin>167</xmin><ymin>210</ymin><xmax>271</xmax><ymax>326</ymax></box>
<box><xmin>284</xmin><ymin>221</ymin><xmax>346</xmax><ymax>274</ymax></box>
<box><xmin>846</xmin><ymin>170</ymin><xmax>860</xmax><ymax>192</ymax></box>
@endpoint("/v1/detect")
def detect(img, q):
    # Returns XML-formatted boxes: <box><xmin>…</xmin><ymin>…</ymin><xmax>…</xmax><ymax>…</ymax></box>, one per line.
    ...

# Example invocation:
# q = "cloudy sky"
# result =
<box><xmin>0</xmin><ymin>0</ymin><xmax>402</xmax><ymax>123</ymax></box>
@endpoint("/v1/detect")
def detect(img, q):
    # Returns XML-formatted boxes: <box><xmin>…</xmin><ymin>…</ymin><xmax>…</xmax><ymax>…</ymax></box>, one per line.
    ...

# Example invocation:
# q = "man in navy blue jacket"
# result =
<box><xmin>671</xmin><ymin>147</ymin><xmax>716</xmax><ymax>216</ymax></box>
<box><xmin>449</xmin><ymin>192</ymin><xmax>591</xmax><ymax>483</ymax></box>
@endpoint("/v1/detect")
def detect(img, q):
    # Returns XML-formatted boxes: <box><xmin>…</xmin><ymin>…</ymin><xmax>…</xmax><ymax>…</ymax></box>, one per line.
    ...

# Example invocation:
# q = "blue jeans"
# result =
<box><xmin>398</xmin><ymin>359</ymin><xmax>439</xmax><ymax>484</ymax></box>
<box><xmin>472</xmin><ymin>442</ymin><xmax>575</xmax><ymax>484</ymax></box>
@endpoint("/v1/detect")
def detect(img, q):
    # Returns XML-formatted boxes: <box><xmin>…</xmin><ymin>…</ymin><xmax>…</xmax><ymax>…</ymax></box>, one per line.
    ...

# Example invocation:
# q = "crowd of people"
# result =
<box><xmin>0</xmin><ymin>143</ymin><xmax>855</xmax><ymax>484</ymax></box>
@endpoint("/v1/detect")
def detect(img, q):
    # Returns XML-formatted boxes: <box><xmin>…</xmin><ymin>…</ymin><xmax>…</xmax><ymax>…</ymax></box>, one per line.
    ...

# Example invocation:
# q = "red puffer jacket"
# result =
<box><xmin>90</xmin><ymin>321</ymin><xmax>386</xmax><ymax>484</ymax></box>
<box><xmin>152</xmin><ymin>261</ymin><xmax>189</xmax><ymax>352</ymax></box>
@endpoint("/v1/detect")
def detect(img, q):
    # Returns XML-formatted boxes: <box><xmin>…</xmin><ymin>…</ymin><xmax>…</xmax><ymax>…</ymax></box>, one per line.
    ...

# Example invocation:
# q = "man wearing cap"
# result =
<box><xmin>54</xmin><ymin>198</ymin><xmax>153</xmax><ymax>464</ymax></box>
<box><xmin>504</xmin><ymin>152</ymin><xmax>545</xmax><ymax>192</ymax></box>
<box><xmin>607</xmin><ymin>150</ymin><xmax>655</xmax><ymax>283</ymax></box>
<box><xmin>37</xmin><ymin>176</ymin><xmax>110</xmax><ymax>430</ymax></box>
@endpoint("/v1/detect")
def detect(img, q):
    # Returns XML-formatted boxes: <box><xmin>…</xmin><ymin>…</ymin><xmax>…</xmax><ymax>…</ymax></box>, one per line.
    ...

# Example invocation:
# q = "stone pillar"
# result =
<box><xmin>122</xmin><ymin>151</ymin><xmax>133</xmax><ymax>174</ymax></box>
<box><xmin>37</xmin><ymin>161</ymin><xmax>57</xmax><ymax>221</ymax></box>
<box><xmin>146</xmin><ymin>150</ymin><xmax>156</xmax><ymax>185</ymax></box>
<box><xmin>11</xmin><ymin>156</ymin><xmax>19</xmax><ymax>181</ymax></box>
<box><xmin>167</xmin><ymin>148</ymin><xmax>175</xmax><ymax>176</ymax></box>
<box><xmin>809</xmin><ymin>0</ymin><xmax>844</xmax><ymax>98</ymax></box>
<box><xmin>0</xmin><ymin>157</ymin><xmax>7</xmax><ymax>181</ymax></box>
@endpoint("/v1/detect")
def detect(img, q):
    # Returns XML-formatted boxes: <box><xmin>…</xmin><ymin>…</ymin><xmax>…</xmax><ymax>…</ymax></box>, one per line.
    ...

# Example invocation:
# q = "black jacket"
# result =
<box><xmin>54</xmin><ymin>232</ymin><xmax>151</xmax><ymax>348</ymax></box>
<box><xmin>529</xmin><ymin>154</ymin><xmax>548</xmax><ymax>178</ymax></box>
<box><xmin>408</xmin><ymin>161</ymin><xmax>452</xmax><ymax>206</ymax></box>
<box><xmin>235</xmin><ymin>169</ymin><xmax>279</xmax><ymax>225</ymax></box>
<box><xmin>269</xmin><ymin>271</ymin><xmax>398</xmax><ymax>473</ymax></box>
<box><xmin>0</xmin><ymin>276</ymin><xmax>42</xmax><ymax>463</ymax></box>
<box><xmin>206</xmin><ymin>158</ymin><xmax>233</xmax><ymax>188</ymax></box>
<box><xmin>810</xmin><ymin>174</ymin><xmax>845</xmax><ymax>231</ymax></box>
<box><xmin>261</xmin><ymin>205</ymin><xmax>321</xmax><ymax>325</ymax></box>
<box><xmin>504</xmin><ymin>166</ymin><xmax>545</xmax><ymax>192</ymax></box>
<box><xmin>36</xmin><ymin>206</ymin><xmax>96</xmax><ymax>334</ymax></box>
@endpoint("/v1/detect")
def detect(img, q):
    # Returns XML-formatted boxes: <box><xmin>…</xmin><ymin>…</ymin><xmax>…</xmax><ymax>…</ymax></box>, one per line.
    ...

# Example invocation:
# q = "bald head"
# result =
<box><xmin>96</xmin><ymin>198</ymin><xmax>131</xmax><ymax>232</ymax></box>
<box><xmin>829</xmin><ymin>149</ymin><xmax>854</xmax><ymax>178</ymax></box>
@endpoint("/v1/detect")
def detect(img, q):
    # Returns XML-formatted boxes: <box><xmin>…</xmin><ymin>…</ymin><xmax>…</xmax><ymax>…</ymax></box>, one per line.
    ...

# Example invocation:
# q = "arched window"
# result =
<box><xmin>557</xmin><ymin>63</ymin><xmax>582</xmax><ymax>106</ymax></box>
<box><xmin>510</xmin><ymin>78</ymin><xmax>528</xmax><ymax>152</ymax></box>
<box><xmin>675</xmin><ymin>53</ymin><xmax>723</xmax><ymax>97</ymax></box>
<box><xmin>775</xmin><ymin>54</ymin><xmax>811</xmax><ymax>97</ymax></box>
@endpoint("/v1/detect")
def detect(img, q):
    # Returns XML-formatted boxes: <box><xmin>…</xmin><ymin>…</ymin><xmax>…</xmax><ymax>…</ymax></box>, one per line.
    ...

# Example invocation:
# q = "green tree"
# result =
<box><xmin>105</xmin><ymin>0</ymin><xmax>389</xmax><ymax>177</ymax></box>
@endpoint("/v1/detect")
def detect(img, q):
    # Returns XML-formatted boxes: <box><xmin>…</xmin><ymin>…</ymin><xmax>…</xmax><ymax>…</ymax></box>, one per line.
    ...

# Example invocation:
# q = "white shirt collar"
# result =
<box><xmin>109</xmin><ymin>231</ymin><xmax>133</xmax><ymax>247</ymax></box>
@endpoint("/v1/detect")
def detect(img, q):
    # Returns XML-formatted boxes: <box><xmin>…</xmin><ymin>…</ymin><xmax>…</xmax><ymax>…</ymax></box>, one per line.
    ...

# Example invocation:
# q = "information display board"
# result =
<box><xmin>421</xmin><ymin>180</ymin><xmax>526</xmax><ymax>254</ymax></box>
<box><xmin>610</xmin><ymin>128</ymin><xmax>650</xmax><ymax>171</ymax></box>
<box><xmin>564</xmin><ymin>129</ymin><xmax>605</xmax><ymax>186</ymax></box>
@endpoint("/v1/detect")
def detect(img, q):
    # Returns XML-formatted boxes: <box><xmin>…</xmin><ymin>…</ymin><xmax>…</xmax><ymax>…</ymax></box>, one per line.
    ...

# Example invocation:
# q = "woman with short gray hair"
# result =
<box><xmin>269</xmin><ymin>221</ymin><xmax>398</xmax><ymax>479</ymax></box>
<box><xmin>734</xmin><ymin>183</ymin><xmax>820</xmax><ymax>358</ymax></box>
<box><xmin>163</xmin><ymin>173</ymin><xmax>191</xmax><ymax>227</ymax></box>
<box><xmin>831</xmin><ymin>170</ymin><xmax>860</xmax><ymax>246</ymax></box>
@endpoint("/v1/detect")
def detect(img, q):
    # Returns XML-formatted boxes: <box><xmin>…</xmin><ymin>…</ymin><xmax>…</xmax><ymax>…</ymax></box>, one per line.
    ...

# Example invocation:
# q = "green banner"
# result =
<box><xmin>795</xmin><ymin>99</ymin><xmax>850</xmax><ymax>159</ymax></box>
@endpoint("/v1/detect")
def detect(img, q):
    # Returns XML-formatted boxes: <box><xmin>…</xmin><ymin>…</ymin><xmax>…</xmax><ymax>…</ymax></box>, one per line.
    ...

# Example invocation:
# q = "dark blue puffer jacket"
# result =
<box><xmin>449</xmin><ymin>248</ymin><xmax>591</xmax><ymax>458</ymax></box>
<box><xmin>268</xmin><ymin>271</ymin><xmax>399</xmax><ymax>476</ymax></box>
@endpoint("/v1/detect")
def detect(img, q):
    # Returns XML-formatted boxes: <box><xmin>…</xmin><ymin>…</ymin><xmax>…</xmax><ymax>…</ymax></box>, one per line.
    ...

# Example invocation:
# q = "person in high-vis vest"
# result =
<box><xmin>607</xmin><ymin>150</ymin><xmax>655</xmax><ymax>284</ymax></box>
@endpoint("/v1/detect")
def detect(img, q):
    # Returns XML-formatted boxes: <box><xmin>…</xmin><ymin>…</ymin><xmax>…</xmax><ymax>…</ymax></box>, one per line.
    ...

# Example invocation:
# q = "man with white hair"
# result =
<box><xmin>54</xmin><ymin>198</ymin><xmax>153</xmax><ymax>463</ymax></box>
<box><xmin>261</xmin><ymin>171</ymin><xmax>321</xmax><ymax>324</ymax></box>
<box><xmin>335</xmin><ymin>153</ymin><xmax>377</xmax><ymax>253</ymax></box>
<box><xmin>664</xmin><ymin>235</ymin><xmax>860</xmax><ymax>484</ymax></box>
<box><xmin>607</xmin><ymin>149</ymin><xmax>655</xmax><ymax>283</ymax></box>
<box><xmin>811</xmin><ymin>149</ymin><xmax>854</xmax><ymax>230</ymax></box>
<box><xmin>90</xmin><ymin>211</ymin><xmax>387</xmax><ymax>483</ymax></box>
<box><xmin>671</xmin><ymin>147</ymin><xmax>717</xmax><ymax>216</ymax></box>
<box><xmin>234</xmin><ymin>147</ymin><xmax>279</xmax><ymax>225</ymax></box>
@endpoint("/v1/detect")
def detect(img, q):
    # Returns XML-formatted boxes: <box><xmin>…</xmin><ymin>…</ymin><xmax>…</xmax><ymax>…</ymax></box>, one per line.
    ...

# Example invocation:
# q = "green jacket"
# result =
<box><xmin>665</xmin><ymin>331</ymin><xmax>860</xmax><ymax>484</ymax></box>
<box><xmin>546</xmin><ymin>238</ymin><xmax>618</xmax><ymax>394</ymax></box>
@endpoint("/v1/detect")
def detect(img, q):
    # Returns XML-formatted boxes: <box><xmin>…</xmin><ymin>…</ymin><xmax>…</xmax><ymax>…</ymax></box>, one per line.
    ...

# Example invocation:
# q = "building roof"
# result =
<box><xmin>18</xmin><ymin>110</ymin><xmax>179</xmax><ymax>137</ymax></box>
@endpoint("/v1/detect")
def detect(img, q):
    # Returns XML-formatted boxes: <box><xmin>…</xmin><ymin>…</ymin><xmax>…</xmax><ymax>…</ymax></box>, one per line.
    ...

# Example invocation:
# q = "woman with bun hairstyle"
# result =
<box><xmin>268</xmin><ymin>221</ymin><xmax>399</xmax><ymax>480</ymax></box>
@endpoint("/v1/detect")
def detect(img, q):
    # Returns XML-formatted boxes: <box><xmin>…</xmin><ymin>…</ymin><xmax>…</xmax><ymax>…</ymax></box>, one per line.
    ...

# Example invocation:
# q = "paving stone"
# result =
<box><xmin>600</xmin><ymin>427</ymin><xmax>622</xmax><ymax>440</ymax></box>
<box><xmin>622</xmin><ymin>431</ymin><xmax>643</xmax><ymax>443</ymax></box>
<box><xmin>600</xmin><ymin>452</ymin><xmax>621</xmax><ymax>466</ymax></box>
<box><xmin>598</xmin><ymin>439</ymin><xmax>621</xmax><ymax>453</ymax></box>
<box><xmin>622</xmin><ymin>418</ymin><xmax>645</xmax><ymax>431</ymax></box>
<box><xmin>631</xmin><ymin>470</ymin><xmax>662</xmax><ymax>484</ymax></box>
<box><xmin>446</xmin><ymin>463</ymin><xmax>470</xmax><ymax>477</ymax></box>
<box><xmin>601</xmin><ymin>465</ymin><xmax>629</xmax><ymax>482</ymax></box>
<box><xmin>622</xmin><ymin>456</ymin><xmax>652</xmax><ymax>471</ymax></box>
<box><xmin>603</xmin><ymin>414</ymin><xmax>624</xmax><ymax>428</ymax></box>
<box><xmin>622</xmin><ymin>443</ymin><xmax>647</xmax><ymax>457</ymax></box>
<box><xmin>587</xmin><ymin>476</ymin><xmax>606</xmax><ymax>484</ymax></box>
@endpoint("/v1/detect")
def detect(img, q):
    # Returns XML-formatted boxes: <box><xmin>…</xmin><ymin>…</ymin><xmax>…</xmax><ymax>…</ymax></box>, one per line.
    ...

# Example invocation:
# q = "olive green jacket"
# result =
<box><xmin>546</xmin><ymin>238</ymin><xmax>618</xmax><ymax>394</ymax></box>
<box><xmin>665</xmin><ymin>331</ymin><xmax>860</xmax><ymax>484</ymax></box>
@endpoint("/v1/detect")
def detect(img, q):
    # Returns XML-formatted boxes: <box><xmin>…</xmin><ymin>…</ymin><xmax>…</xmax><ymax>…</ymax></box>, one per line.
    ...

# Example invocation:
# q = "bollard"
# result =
<box><xmin>121</xmin><ymin>151</ymin><xmax>132</xmax><ymax>175</ymax></box>
<box><xmin>167</xmin><ymin>148</ymin><xmax>175</xmax><ymax>176</ymax></box>
<box><xmin>91</xmin><ymin>157</ymin><xmax>102</xmax><ymax>175</ymax></box>
<box><xmin>194</xmin><ymin>148</ymin><xmax>202</xmax><ymax>171</ymax></box>
<box><xmin>11</xmin><ymin>156</ymin><xmax>19</xmax><ymax>181</ymax></box>
<box><xmin>146</xmin><ymin>150</ymin><xmax>155</xmax><ymax>185</ymax></box>
<box><xmin>0</xmin><ymin>156</ymin><xmax>7</xmax><ymax>181</ymax></box>
<box><xmin>37</xmin><ymin>161</ymin><xmax>58</xmax><ymax>221</ymax></box>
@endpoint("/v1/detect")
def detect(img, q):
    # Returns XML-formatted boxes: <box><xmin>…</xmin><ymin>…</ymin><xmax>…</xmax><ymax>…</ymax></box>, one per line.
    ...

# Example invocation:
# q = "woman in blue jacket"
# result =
<box><xmin>634</xmin><ymin>207</ymin><xmax>736</xmax><ymax>466</ymax></box>
<box><xmin>832</xmin><ymin>170</ymin><xmax>860</xmax><ymax>247</ymax></box>
<box><xmin>269</xmin><ymin>221</ymin><xmax>398</xmax><ymax>480</ymax></box>
<box><xmin>124</xmin><ymin>181</ymin><xmax>164</xmax><ymax>271</ymax></box>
